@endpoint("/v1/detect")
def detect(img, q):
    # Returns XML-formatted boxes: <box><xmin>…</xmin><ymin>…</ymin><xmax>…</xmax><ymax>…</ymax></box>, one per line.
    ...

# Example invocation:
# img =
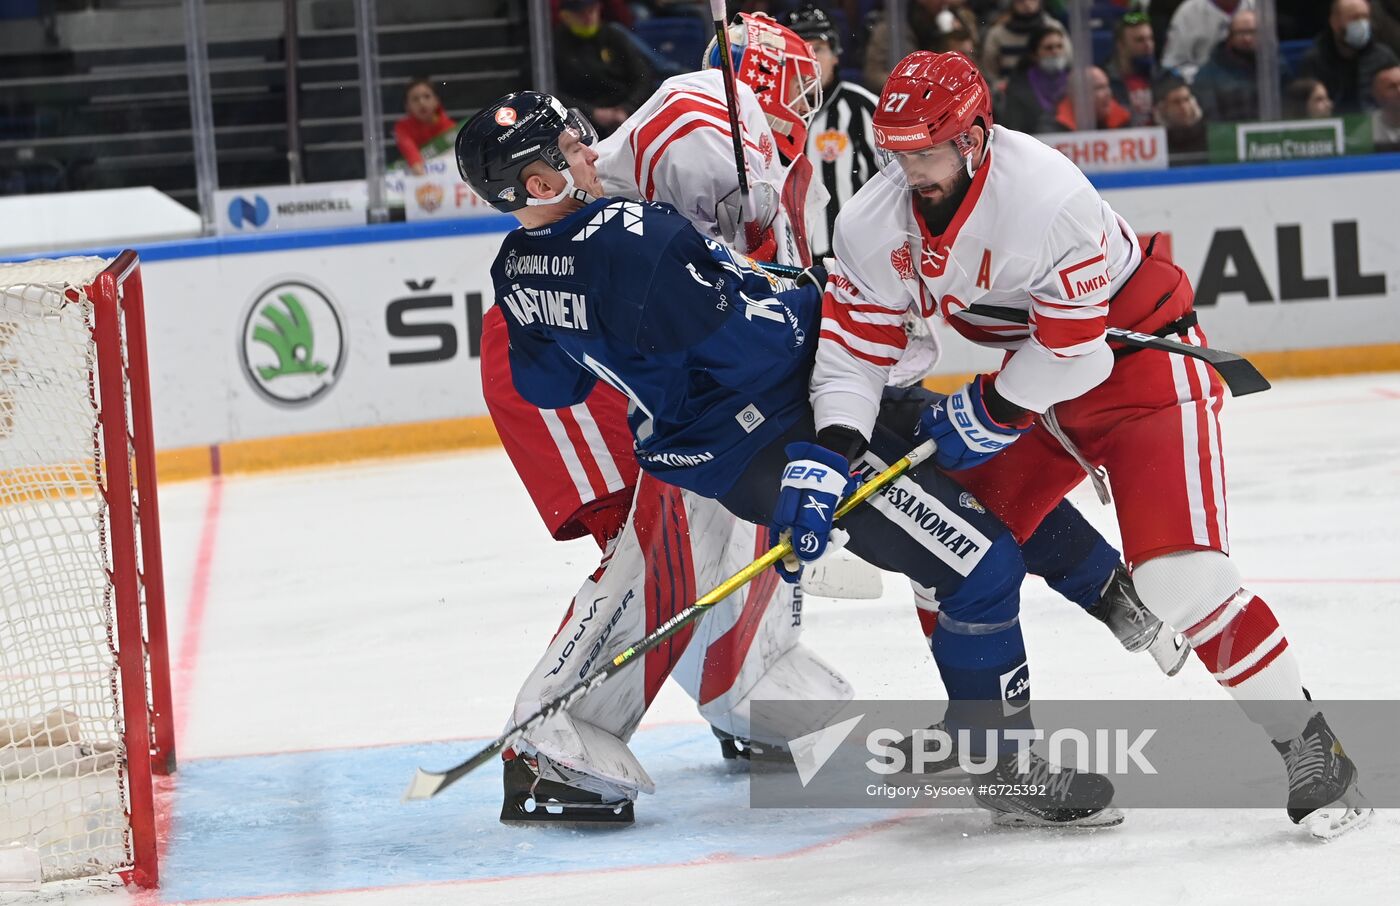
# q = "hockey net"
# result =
<box><xmin>0</xmin><ymin>252</ymin><xmax>173</xmax><ymax>890</ymax></box>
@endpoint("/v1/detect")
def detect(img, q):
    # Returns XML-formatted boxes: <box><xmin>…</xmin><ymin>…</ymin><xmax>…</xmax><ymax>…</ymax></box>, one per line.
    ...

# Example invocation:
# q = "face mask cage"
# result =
<box><xmin>782</xmin><ymin>52</ymin><xmax>824</xmax><ymax>126</ymax></box>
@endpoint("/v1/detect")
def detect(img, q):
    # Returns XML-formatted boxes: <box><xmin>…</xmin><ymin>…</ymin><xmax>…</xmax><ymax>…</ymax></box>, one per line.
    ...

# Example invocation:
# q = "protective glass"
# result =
<box><xmin>876</xmin><ymin>138</ymin><xmax>968</xmax><ymax>191</ymax></box>
<box><xmin>537</xmin><ymin>106</ymin><xmax>598</xmax><ymax>174</ymax></box>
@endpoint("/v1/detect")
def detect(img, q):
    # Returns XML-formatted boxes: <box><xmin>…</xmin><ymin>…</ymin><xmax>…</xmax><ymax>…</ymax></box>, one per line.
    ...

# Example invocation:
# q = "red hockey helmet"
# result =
<box><xmin>873</xmin><ymin>51</ymin><xmax>992</xmax><ymax>159</ymax></box>
<box><xmin>705</xmin><ymin>12</ymin><xmax>822</xmax><ymax>161</ymax></box>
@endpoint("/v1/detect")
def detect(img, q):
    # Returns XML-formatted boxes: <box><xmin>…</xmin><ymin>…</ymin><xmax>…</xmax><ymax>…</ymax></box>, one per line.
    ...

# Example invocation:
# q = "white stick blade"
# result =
<box><xmin>402</xmin><ymin>769</ymin><xmax>446</xmax><ymax>802</ymax></box>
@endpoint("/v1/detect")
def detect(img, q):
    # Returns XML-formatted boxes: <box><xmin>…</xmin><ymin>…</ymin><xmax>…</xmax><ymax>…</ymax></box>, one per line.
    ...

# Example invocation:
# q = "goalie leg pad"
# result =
<box><xmin>518</xmin><ymin>710</ymin><xmax>654</xmax><ymax>797</ymax></box>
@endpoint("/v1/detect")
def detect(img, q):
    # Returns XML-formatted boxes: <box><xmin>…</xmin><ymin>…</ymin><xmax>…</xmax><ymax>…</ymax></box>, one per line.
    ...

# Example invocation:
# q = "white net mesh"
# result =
<box><xmin>0</xmin><ymin>257</ymin><xmax>133</xmax><ymax>882</ymax></box>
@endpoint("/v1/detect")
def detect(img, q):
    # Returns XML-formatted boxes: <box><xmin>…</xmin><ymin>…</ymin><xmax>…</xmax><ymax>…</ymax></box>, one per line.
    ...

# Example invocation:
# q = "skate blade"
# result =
<box><xmin>1149</xmin><ymin>630</ymin><xmax>1190</xmax><ymax>677</ymax></box>
<box><xmin>988</xmin><ymin>806</ymin><xmax>1124</xmax><ymax>829</ymax></box>
<box><xmin>1304</xmin><ymin>788</ymin><xmax>1374</xmax><ymax>841</ymax></box>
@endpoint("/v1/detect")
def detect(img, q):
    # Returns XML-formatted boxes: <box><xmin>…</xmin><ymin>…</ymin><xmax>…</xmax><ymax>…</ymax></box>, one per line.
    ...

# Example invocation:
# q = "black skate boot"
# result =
<box><xmin>713</xmin><ymin>725</ymin><xmax>786</xmax><ymax>760</ymax></box>
<box><xmin>894</xmin><ymin>722</ymin><xmax>962</xmax><ymax>776</ymax></box>
<box><xmin>500</xmin><ymin>751</ymin><xmax>635</xmax><ymax>827</ymax></box>
<box><xmin>1089</xmin><ymin>563</ymin><xmax>1189</xmax><ymax>676</ymax></box>
<box><xmin>972</xmin><ymin>748</ymin><xmax>1123</xmax><ymax>828</ymax></box>
<box><xmin>1272</xmin><ymin>711</ymin><xmax>1373</xmax><ymax>840</ymax></box>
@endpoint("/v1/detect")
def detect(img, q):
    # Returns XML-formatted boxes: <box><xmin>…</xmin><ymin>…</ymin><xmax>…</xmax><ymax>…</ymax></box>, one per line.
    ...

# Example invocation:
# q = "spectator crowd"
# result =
<box><xmin>550</xmin><ymin>0</ymin><xmax>1400</xmax><ymax>164</ymax></box>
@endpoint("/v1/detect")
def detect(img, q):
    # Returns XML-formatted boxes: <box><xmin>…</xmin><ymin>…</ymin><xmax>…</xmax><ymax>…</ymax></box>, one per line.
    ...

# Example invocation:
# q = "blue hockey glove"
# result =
<box><xmin>769</xmin><ymin>442</ymin><xmax>854</xmax><ymax>583</ymax></box>
<box><xmin>917</xmin><ymin>375</ymin><xmax>1034</xmax><ymax>472</ymax></box>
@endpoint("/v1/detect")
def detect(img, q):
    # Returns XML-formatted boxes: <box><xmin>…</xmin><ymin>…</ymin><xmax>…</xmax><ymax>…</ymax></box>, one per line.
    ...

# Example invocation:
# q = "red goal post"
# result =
<box><xmin>0</xmin><ymin>250</ymin><xmax>175</xmax><ymax>890</ymax></box>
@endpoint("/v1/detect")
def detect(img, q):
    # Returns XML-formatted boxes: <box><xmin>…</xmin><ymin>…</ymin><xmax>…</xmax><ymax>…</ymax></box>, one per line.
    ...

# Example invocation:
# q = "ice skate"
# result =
<box><xmin>712</xmin><ymin>725</ymin><xmax>787</xmax><ymax>761</ymax></box>
<box><xmin>973</xmin><ymin>748</ymin><xmax>1124</xmax><ymax>829</ymax></box>
<box><xmin>500</xmin><ymin>751</ymin><xmax>635</xmax><ymax>827</ymax></box>
<box><xmin>1273</xmin><ymin>712</ymin><xmax>1373</xmax><ymax>841</ymax></box>
<box><xmin>1090</xmin><ymin>563</ymin><xmax>1189</xmax><ymax>676</ymax></box>
<box><xmin>894</xmin><ymin>722</ymin><xmax>962</xmax><ymax>776</ymax></box>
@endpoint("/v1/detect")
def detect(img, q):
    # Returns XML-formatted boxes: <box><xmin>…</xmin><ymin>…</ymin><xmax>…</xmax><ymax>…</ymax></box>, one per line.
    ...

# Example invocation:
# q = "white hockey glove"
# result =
<box><xmin>714</xmin><ymin>182</ymin><xmax>779</xmax><ymax>250</ymax></box>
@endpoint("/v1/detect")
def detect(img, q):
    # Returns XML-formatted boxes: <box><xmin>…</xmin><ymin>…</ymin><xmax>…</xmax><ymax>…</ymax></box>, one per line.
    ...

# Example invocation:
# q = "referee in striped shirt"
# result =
<box><xmin>784</xmin><ymin>5</ymin><xmax>881</xmax><ymax>260</ymax></box>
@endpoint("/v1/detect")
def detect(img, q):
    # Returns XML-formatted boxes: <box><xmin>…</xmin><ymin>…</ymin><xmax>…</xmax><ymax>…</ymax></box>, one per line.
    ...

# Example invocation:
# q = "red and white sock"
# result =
<box><xmin>1185</xmin><ymin>588</ymin><xmax>1311</xmax><ymax>740</ymax></box>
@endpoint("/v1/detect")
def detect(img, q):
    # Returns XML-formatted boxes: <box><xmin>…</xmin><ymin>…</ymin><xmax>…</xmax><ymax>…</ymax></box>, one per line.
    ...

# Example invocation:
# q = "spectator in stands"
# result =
<box><xmin>1162</xmin><ymin>0</ymin><xmax>1252</xmax><ymax>83</ymax></box>
<box><xmin>783</xmin><ymin>5</ymin><xmax>880</xmax><ymax>260</ymax></box>
<box><xmin>1284</xmin><ymin>77</ymin><xmax>1336</xmax><ymax>118</ymax></box>
<box><xmin>864</xmin><ymin>0</ymin><xmax>981</xmax><ymax>91</ymax></box>
<box><xmin>981</xmin><ymin>0</ymin><xmax>1068</xmax><ymax>88</ymax></box>
<box><xmin>1105</xmin><ymin>11</ymin><xmax>1161</xmax><ymax>126</ymax></box>
<box><xmin>945</xmin><ymin>25</ymin><xmax>978</xmax><ymax>60</ymax></box>
<box><xmin>551</xmin><ymin>0</ymin><xmax>634</xmax><ymax>27</ymax></box>
<box><xmin>1154</xmin><ymin>74</ymin><xmax>1209</xmax><ymax>160</ymax></box>
<box><xmin>1194</xmin><ymin>7</ymin><xmax>1259</xmax><ymax>122</ymax></box>
<box><xmin>1371</xmin><ymin>64</ymin><xmax>1400</xmax><ymax>147</ymax></box>
<box><xmin>394</xmin><ymin>79</ymin><xmax>457</xmax><ymax>175</ymax></box>
<box><xmin>1373</xmin><ymin>0</ymin><xmax>1400</xmax><ymax>56</ymax></box>
<box><xmin>1054</xmin><ymin>65</ymin><xmax>1133</xmax><ymax>131</ymax></box>
<box><xmin>998</xmin><ymin>26</ymin><xmax>1073</xmax><ymax>135</ymax></box>
<box><xmin>1299</xmin><ymin>0</ymin><xmax>1400</xmax><ymax>113</ymax></box>
<box><xmin>553</xmin><ymin>0</ymin><xmax>659</xmax><ymax>136</ymax></box>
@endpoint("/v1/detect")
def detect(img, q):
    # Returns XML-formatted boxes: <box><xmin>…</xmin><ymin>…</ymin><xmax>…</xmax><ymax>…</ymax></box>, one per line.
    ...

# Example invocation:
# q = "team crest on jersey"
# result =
<box><xmin>890</xmin><ymin>243</ymin><xmax>915</xmax><ymax>281</ymax></box>
<box><xmin>759</xmin><ymin>132</ymin><xmax>774</xmax><ymax>166</ymax></box>
<box><xmin>815</xmin><ymin>130</ymin><xmax>848</xmax><ymax>162</ymax></box>
<box><xmin>921</xmin><ymin>244</ymin><xmax>949</xmax><ymax>279</ymax></box>
<box><xmin>957</xmin><ymin>492</ymin><xmax>985</xmax><ymax>513</ymax></box>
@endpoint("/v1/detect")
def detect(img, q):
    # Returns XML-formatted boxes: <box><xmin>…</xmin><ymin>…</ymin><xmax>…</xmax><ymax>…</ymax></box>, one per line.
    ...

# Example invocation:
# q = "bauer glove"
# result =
<box><xmin>917</xmin><ymin>374</ymin><xmax>1034</xmax><ymax>472</ymax></box>
<box><xmin>769</xmin><ymin>442</ymin><xmax>855</xmax><ymax>583</ymax></box>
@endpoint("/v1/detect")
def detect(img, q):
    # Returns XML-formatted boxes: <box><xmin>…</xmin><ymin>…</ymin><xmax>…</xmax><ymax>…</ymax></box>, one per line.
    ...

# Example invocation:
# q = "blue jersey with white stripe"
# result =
<box><xmin>492</xmin><ymin>196</ymin><xmax>820</xmax><ymax>497</ymax></box>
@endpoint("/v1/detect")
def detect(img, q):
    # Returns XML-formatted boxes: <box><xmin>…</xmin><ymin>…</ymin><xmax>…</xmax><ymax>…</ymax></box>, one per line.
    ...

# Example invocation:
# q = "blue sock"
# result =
<box><xmin>930</xmin><ymin>611</ymin><xmax>1032</xmax><ymax>754</ymax></box>
<box><xmin>1020</xmin><ymin>500</ymin><xmax>1120</xmax><ymax>610</ymax></box>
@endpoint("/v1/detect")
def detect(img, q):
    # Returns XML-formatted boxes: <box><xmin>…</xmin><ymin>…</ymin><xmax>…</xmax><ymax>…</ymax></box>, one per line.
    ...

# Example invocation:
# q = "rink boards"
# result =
<box><xmin>2</xmin><ymin>155</ymin><xmax>1398</xmax><ymax>479</ymax></box>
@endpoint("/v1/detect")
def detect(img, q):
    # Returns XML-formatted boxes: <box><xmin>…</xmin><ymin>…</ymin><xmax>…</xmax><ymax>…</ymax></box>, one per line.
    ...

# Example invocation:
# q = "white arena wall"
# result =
<box><xmin>5</xmin><ymin>159</ymin><xmax>1398</xmax><ymax>478</ymax></box>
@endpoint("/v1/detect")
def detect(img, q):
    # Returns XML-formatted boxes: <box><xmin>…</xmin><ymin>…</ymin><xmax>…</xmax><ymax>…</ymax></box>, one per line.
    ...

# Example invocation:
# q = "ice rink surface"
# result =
<box><xmin>19</xmin><ymin>372</ymin><xmax>1400</xmax><ymax>906</ymax></box>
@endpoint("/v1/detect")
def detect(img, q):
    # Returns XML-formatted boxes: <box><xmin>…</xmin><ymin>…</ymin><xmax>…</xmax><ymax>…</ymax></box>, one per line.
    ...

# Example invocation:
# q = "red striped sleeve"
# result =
<box><xmin>633</xmin><ymin>94</ymin><xmax>762</xmax><ymax>199</ymax></box>
<box><xmin>818</xmin><ymin>329</ymin><xmax>901</xmax><ymax>366</ymax></box>
<box><xmin>822</xmin><ymin>292</ymin><xmax>907</xmax><ymax>348</ymax></box>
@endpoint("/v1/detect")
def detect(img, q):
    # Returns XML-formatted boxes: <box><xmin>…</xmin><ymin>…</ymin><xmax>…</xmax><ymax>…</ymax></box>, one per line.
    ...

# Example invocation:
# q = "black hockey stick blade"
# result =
<box><xmin>1102</xmin><ymin>327</ymin><xmax>1271</xmax><ymax>396</ymax></box>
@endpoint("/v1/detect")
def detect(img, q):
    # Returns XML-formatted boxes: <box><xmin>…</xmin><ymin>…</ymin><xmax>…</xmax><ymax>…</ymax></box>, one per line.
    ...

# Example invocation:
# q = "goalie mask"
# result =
<box><xmin>457</xmin><ymin>91</ymin><xmax>598</xmax><ymax>213</ymax></box>
<box><xmin>704</xmin><ymin>12</ymin><xmax>822</xmax><ymax>162</ymax></box>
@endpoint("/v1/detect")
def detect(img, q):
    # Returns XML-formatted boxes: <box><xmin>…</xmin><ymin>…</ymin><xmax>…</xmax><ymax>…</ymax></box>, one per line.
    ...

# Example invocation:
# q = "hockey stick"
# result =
<box><xmin>710</xmin><ymin>1</ymin><xmax>751</xmax><ymax>218</ymax></box>
<box><xmin>403</xmin><ymin>438</ymin><xmax>937</xmax><ymax>801</ymax></box>
<box><xmin>756</xmin><ymin>261</ymin><xmax>1271</xmax><ymax>397</ymax></box>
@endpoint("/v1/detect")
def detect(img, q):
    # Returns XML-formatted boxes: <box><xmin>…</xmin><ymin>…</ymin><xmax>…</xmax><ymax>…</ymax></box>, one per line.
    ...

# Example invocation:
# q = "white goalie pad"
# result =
<box><xmin>688</xmin><ymin>642</ymin><xmax>854</xmax><ymax>746</ymax></box>
<box><xmin>511</xmin><ymin>478</ymin><xmax>853</xmax><ymax>785</ymax></box>
<box><xmin>800</xmin><ymin>549</ymin><xmax>884</xmax><ymax>600</ymax></box>
<box><xmin>520</xmin><ymin>711</ymin><xmax>655</xmax><ymax>798</ymax></box>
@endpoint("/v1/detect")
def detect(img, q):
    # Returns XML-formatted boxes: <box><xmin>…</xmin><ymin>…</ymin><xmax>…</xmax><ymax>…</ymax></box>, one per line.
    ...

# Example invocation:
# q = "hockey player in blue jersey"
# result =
<box><xmin>460</xmin><ymin>92</ymin><xmax>1156</xmax><ymax>827</ymax></box>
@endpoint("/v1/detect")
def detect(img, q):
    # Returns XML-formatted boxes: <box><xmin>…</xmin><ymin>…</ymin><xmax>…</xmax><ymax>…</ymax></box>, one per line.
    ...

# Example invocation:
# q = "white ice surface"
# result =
<box><xmin>18</xmin><ymin>373</ymin><xmax>1400</xmax><ymax>906</ymax></box>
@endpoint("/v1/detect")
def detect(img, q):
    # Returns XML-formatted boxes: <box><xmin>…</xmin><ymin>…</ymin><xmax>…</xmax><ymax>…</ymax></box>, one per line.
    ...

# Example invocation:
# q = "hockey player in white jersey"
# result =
<box><xmin>594</xmin><ymin>11</ymin><xmax>825</xmax><ymax>268</ymax></box>
<box><xmin>814</xmin><ymin>49</ymin><xmax>1371</xmax><ymax>838</ymax></box>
